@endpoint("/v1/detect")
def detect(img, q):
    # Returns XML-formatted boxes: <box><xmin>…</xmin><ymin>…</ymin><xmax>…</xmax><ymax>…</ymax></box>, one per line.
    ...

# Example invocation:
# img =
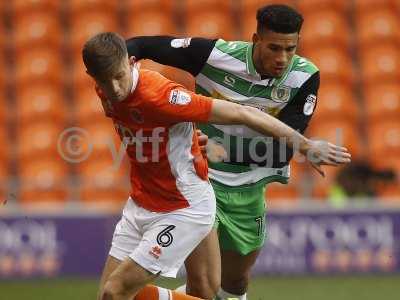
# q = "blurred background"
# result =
<box><xmin>0</xmin><ymin>0</ymin><xmax>400</xmax><ymax>299</ymax></box>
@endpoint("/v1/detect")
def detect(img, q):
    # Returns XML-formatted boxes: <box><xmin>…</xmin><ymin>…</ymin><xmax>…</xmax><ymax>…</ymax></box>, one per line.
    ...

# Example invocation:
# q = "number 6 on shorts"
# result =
<box><xmin>157</xmin><ymin>225</ymin><xmax>176</xmax><ymax>247</ymax></box>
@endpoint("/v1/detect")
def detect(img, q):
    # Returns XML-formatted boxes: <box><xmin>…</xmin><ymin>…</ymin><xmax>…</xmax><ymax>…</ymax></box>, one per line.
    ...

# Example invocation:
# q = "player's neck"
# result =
<box><xmin>130</xmin><ymin>64</ymin><xmax>140</xmax><ymax>93</ymax></box>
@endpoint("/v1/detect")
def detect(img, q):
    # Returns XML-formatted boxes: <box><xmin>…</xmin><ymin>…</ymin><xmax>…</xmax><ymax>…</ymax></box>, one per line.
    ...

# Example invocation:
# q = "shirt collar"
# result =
<box><xmin>246</xmin><ymin>43</ymin><xmax>258</xmax><ymax>77</ymax></box>
<box><xmin>130</xmin><ymin>62</ymin><xmax>140</xmax><ymax>93</ymax></box>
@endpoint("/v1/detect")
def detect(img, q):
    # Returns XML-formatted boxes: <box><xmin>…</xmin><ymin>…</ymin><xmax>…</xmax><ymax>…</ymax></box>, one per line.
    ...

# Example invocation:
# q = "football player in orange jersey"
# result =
<box><xmin>83</xmin><ymin>32</ymin><xmax>351</xmax><ymax>300</ymax></box>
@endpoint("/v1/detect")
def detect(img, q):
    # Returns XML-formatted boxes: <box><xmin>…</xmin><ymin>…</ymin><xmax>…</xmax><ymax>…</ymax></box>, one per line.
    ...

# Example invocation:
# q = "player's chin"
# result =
<box><xmin>272</xmin><ymin>68</ymin><xmax>285</xmax><ymax>77</ymax></box>
<box><xmin>113</xmin><ymin>94</ymin><xmax>127</xmax><ymax>101</ymax></box>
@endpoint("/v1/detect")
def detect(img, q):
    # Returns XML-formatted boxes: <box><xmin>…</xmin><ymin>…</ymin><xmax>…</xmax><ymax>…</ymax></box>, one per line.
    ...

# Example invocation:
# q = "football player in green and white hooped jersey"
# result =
<box><xmin>127</xmin><ymin>5</ymin><xmax>321</xmax><ymax>300</ymax></box>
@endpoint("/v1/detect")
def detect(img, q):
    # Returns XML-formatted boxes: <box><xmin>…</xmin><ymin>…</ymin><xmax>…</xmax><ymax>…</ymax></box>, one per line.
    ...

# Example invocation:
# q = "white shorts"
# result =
<box><xmin>109</xmin><ymin>189</ymin><xmax>216</xmax><ymax>277</ymax></box>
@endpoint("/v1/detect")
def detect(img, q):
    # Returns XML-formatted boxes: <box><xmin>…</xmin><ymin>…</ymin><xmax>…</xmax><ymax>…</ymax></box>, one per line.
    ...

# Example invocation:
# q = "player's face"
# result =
<box><xmin>93</xmin><ymin>56</ymin><xmax>134</xmax><ymax>102</ymax></box>
<box><xmin>252</xmin><ymin>30</ymin><xmax>299</xmax><ymax>77</ymax></box>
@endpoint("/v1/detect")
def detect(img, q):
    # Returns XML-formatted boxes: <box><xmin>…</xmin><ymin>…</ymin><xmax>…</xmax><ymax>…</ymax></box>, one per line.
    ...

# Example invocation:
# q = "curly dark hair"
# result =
<box><xmin>256</xmin><ymin>4</ymin><xmax>303</xmax><ymax>34</ymax></box>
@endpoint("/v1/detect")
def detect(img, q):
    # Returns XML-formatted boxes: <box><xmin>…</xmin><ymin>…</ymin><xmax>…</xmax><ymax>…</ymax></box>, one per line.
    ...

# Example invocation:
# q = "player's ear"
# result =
<box><xmin>129</xmin><ymin>56</ymin><xmax>136</xmax><ymax>65</ymax></box>
<box><xmin>252</xmin><ymin>32</ymin><xmax>259</xmax><ymax>44</ymax></box>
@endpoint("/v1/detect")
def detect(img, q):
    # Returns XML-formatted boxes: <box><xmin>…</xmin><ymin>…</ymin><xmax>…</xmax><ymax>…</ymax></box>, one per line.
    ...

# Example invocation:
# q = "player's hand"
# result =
<box><xmin>303</xmin><ymin>140</ymin><xmax>351</xmax><ymax>175</ymax></box>
<box><xmin>196</xmin><ymin>129</ymin><xmax>208</xmax><ymax>158</ymax></box>
<box><xmin>206</xmin><ymin>138</ymin><xmax>228</xmax><ymax>163</ymax></box>
<box><xmin>196</xmin><ymin>130</ymin><xmax>228</xmax><ymax>162</ymax></box>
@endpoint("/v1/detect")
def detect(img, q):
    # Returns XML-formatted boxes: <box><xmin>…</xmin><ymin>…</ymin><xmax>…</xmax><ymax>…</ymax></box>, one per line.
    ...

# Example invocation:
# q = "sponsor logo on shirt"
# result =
<box><xmin>169</xmin><ymin>90</ymin><xmax>191</xmax><ymax>105</ymax></box>
<box><xmin>223</xmin><ymin>75</ymin><xmax>236</xmax><ymax>87</ymax></box>
<box><xmin>303</xmin><ymin>94</ymin><xmax>317</xmax><ymax>116</ymax></box>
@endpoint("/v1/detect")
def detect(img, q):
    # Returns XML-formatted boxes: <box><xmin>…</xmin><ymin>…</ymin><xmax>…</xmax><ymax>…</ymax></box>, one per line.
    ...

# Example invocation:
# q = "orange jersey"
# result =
<box><xmin>96</xmin><ymin>69</ymin><xmax>213</xmax><ymax>212</ymax></box>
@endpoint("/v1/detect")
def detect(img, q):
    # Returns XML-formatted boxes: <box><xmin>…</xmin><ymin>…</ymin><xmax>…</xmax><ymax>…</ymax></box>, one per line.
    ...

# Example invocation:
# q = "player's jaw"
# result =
<box><xmin>94</xmin><ymin>60</ymin><xmax>134</xmax><ymax>102</ymax></box>
<box><xmin>252</xmin><ymin>30</ymin><xmax>298</xmax><ymax>78</ymax></box>
<box><xmin>255</xmin><ymin>50</ymin><xmax>289</xmax><ymax>78</ymax></box>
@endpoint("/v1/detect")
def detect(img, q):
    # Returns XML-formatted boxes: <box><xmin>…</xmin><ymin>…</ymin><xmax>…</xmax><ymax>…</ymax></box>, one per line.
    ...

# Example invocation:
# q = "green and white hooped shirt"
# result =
<box><xmin>127</xmin><ymin>36</ymin><xmax>320</xmax><ymax>189</ymax></box>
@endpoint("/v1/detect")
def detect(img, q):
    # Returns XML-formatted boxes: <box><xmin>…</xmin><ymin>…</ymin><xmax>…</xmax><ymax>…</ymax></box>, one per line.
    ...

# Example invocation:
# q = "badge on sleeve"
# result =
<box><xmin>303</xmin><ymin>94</ymin><xmax>317</xmax><ymax>116</ymax></box>
<box><xmin>171</xmin><ymin>38</ymin><xmax>192</xmax><ymax>48</ymax></box>
<box><xmin>169</xmin><ymin>90</ymin><xmax>192</xmax><ymax>105</ymax></box>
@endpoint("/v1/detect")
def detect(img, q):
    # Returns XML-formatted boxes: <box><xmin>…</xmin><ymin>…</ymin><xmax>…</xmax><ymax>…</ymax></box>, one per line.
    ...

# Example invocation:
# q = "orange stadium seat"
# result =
<box><xmin>13</xmin><ymin>11</ymin><xmax>63</xmax><ymax>50</ymax></box>
<box><xmin>11</xmin><ymin>0</ymin><xmax>61</xmax><ymax>16</ymax></box>
<box><xmin>125</xmin><ymin>11</ymin><xmax>178</xmax><ymax>37</ymax></box>
<box><xmin>356</xmin><ymin>10</ymin><xmax>400</xmax><ymax>48</ymax></box>
<box><xmin>367</xmin><ymin>121</ymin><xmax>400</xmax><ymax>158</ymax></box>
<box><xmin>308</xmin><ymin>120</ymin><xmax>363</xmax><ymax>159</ymax></box>
<box><xmin>16</xmin><ymin>122</ymin><xmax>65</xmax><ymax>162</ymax></box>
<box><xmin>312</xmin><ymin>83</ymin><xmax>358</xmax><ymax>124</ymax></box>
<box><xmin>78</xmin><ymin>158</ymin><xmax>129</xmax><ymax>204</ymax></box>
<box><xmin>19</xmin><ymin>159</ymin><xmax>69</xmax><ymax>204</ymax></box>
<box><xmin>287</xmin><ymin>160</ymin><xmax>306</xmax><ymax>185</ymax></box>
<box><xmin>0</xmin><ymin>161</ymin><xmax>8</xmax><ymax>204</ymax></box>
<box><xmin>0</xmin><ymin>54</ymin><xmax>6</xmax><ymax>85</ymax></box>
<box><xmin>266</xmin><ymin>161</ymin><xmax>304</xmax><ymax>203</ymax></box>
<box><xmin>377</xmin><ymin>184</ymin><xmax>400</xmax><ymax>200</ymax></box>
<box><xmin>360</xmin><ymin>45</ymin><xmax>400</xmax><ymax>85</ymax></box>
<box><xmin>354</xmin><ymin>0</ymin><xmax>393</xmax><ymax>13</ymax></box>
<box><xmin>364</xmin><ymin>83</ymin><xmax>400</xmax><ymax>123</ymax></box>
<box><xmin>14</xmin><ymin>48</ymin><xmax>64</xmax><ymax>87</ymax></box>
<box><xmin>70</xmin><ymin>44</ymin><xmax>99</xmax><ymax>87</ymax></box>
<box><xmin>241</xmin><ymin>11</ymin><xmax>257</xmax><ymax>41</ymax></box>
<box><xmin>69</xmin><ymin>11</ymin><xmax>119</xmax><ymax>53</ymax></box>
<box><xmin>68</xmin><ymin>0</ymin><xmax>119</xmax><ymax>14</ymax></box>
<box><xmin>0</xmin><ymin>106</ymin><xmax>5</xmax><ymax>130</ymax></box>
<box><xmin>311</xmin><ymin>165</ymin><xmax>342</xmax><ymax>199</ymax></box>
<box><xmin>16</xmin><ymin>84</ymin><xmax>67</xmax><ymax>125</ymax></box>
<box><xmin>184</xmin><ymin>0</ymin><xmax>232</xmax><ymax>15</ymax></box>
<box><xmin>266</xmin><ymin>182</ymin><xmax>300</xmax><ymax>203</ymax></box>
<box><xmin>0</xmin><ymin>157</ymin><xmax>8</xmax><ymax>190</ymax></box>
<box><xmin>71</xmin><ymin>54</ymin><xmax>93</xmax><ymax>90</ymax></box>
<box><xmin>301</xmin><ymin>11</ymin><xmax>350</xmax><ymax>53</ymax></box>
<box><xmin>75</xmin><ymin>120</ymin><xmax>119</xmax><ymax>164</ymax></box>
<box><xmin>369</xmin><ymin>154</ymin><xmax>400</xmax><ymax>200</ymax></box>
<box><xmin>370</xmin><ymin>154</ymin><xmax>400</xmax><ymax>178</ymax></box>
<box><xmin>0</xmin><ymin>1</ymin><xmax>6</xmax><ymax>12</ymax></box>
<box><xmin>304</xmin><ymin>47</ymin><xmax>354</xmax><ymax>87</ymax></box>
<box><xmin>185</xmin><ymin>11</ymin><xmax>235</xmax><ymax>40</ymax></box>
<box><xmin>0</xmin><ymin>15</ymin><xmax>5</xmax><ymax>51</ymax></box>
<box><xmin>242</xmin><ymin>0</ymin><xmax>296</xmax><ymax>13</ymax></box>
<box><xmin>125</xmin><ymin>0</ymin><xmax>174</xmax><ymax>14</ymax></box>
<box><xmin>0</xmin><ymin>127</ymin><xmax>9</xmax><ymax>163</ymax></box>
<box><xmin>394</xmin><ymin>1</ymin><xmax>400</xmax><ymax>14</ymax></box>
<box><xmin>74</xmin><ymin>87</ymin><xmax>105</xmax><ymax>122</ymax></box>
<box><xmin>297</xmin><ymin>0</ymin><xmax>350</xmax><ymax>15</ymax></box>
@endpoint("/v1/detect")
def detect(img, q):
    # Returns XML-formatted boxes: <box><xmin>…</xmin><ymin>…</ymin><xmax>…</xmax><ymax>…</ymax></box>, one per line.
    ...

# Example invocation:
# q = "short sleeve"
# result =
<box><xmin>149</xmin><ymin>83</ymin><xmax>213</xmax><ymax>124</ymax></box>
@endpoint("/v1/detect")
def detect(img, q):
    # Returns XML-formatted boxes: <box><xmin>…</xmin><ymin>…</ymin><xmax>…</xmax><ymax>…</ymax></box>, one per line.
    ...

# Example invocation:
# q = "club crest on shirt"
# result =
<box><xmin>130</xmin><ymin>108</ymin><xmax>144</xmax><ymax>123</ymax></box>
<box><xmin>169</xmin><ymin>89</ymin><xmax>191</xmax><ymax>105</ymax></box>
<box><xmin>271</xmin><ymin>86</ymin><xmax>291</xmax><ymax>103</ymax></box>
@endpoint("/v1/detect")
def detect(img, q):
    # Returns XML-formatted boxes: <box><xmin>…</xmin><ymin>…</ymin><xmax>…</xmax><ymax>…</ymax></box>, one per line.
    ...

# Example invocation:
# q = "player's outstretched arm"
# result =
<box><xmin>208</xmin><ymin>99</ymin><xmax>351</xmax><ymax>167</ymax></box>
<box><xmin>126</xmin><ymin>36</ymin><xmax>216</xmax><ymax>76</ymax></box>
